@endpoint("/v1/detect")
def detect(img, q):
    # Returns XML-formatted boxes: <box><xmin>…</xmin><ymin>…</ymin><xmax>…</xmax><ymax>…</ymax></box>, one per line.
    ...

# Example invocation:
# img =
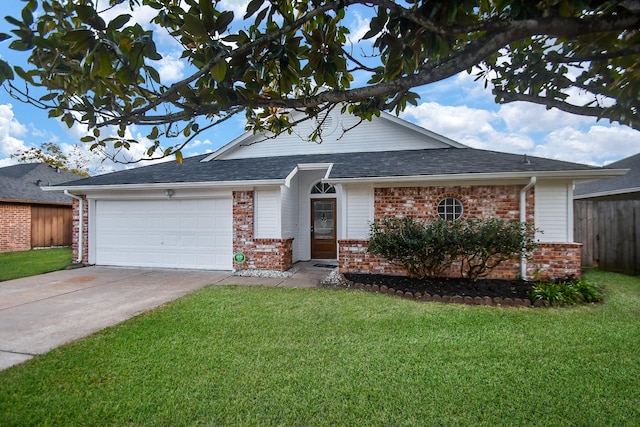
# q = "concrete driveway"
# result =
<box><xmin>0</xmin><ymin>263</ymin><xmax>331</xmax><ymax>371</ymax></box>
<box><xmin>0</xmin><ymin>266</ymin><xmax>233</xmax><ymax>371</ymax></box>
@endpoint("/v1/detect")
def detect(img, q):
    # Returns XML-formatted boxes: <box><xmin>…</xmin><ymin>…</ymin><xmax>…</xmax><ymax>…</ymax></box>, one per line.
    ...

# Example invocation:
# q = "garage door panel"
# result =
<box><xmin>95</xmin><ymin>198</ymin><xmax>232</xmax><ymax>270</ymax></box>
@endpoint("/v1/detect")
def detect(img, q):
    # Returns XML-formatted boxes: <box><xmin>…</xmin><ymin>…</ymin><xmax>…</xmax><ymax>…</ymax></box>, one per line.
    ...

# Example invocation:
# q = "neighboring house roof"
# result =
<box><xmin>51</xmin><ymin>148</ymin><xmax>624</xmax><ymax>191</ymax></box>
<box><xmin>0</xmin><ymin>163</ymin><xmax>82</xmax><ymax>205</ymax></box>
<box><xmin>574</xmin><ymin>152</ymin><xmax>639</xmax><ymax>199</ymax></box>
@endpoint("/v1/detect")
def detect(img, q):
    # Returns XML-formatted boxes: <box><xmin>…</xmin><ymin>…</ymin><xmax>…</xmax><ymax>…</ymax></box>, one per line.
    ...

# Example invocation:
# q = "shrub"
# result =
<box><xmin>368</xmin><ymin>217</ymin><xmax>537</xmax><ymax>280</ymax></box>
<box><xmin>529</xmin><ymin>277</ymin><xmax>604</xmax><ymax>306</ymax></box>
<box><xmin>458</xmin><ymin>218</ymin><xmax>537</xmax><ymax>280</ymax></box>
<box><xmin>368</xmin><ymin>217</ymin><xmax>459</xmax><ymax>278</ymax></box>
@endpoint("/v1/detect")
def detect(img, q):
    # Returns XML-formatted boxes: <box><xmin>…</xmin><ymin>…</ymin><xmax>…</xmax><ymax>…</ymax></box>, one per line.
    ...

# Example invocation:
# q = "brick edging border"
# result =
<box><xmin>335</xmin><ymin>279</ymin><xmax>549</xmax><ymax>307</ymax></box>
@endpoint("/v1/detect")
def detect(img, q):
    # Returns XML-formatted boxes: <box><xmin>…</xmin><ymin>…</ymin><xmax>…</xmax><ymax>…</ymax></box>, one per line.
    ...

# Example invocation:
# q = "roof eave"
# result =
<box><xmin>0</xmin><ymin>197</ymin><xmax>72</xmax><ymax>206</ymax></box>
<box><xmin>574</xmin><ymin>186</ymin><xmax>640</xmax><ymax>200</ymax></box>
<box><xmin>324</xmin><ymin>169</ymin><xmax>628</xmax><ymax>184</ymax></box>
<box><xmin>42</xmin><ymin>179</ymin><xmax>287</xmax><ymax>193</ymax></box>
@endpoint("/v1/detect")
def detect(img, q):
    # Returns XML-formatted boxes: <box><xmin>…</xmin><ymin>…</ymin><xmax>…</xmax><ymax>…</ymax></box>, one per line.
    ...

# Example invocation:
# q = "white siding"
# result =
<box><xmin>254</xmin><ymin>188</ymin><xmax>281</xmax><ymax>238</ymax></box>
<box><xmin>535</xmin><ymin>181</ymin><xmax>573</xmax><ymax>242</ymax></box>
<box><xmin>281</xmin><ymin>176</ymin><xmax>300</xmax><ymax>260</ymax></box>
<box><xmin>344</xmin><ymin>185</ymin><xmax>373</xmax><ymax>239</ymax></box>
<box><xmin>217</xmin><ymin>110</ymin><xmax>454</xmax><ymax>160</ymax></box>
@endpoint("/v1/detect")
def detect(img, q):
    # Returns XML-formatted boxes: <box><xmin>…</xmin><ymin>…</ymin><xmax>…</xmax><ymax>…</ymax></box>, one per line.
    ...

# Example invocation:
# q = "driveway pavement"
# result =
<box><xmin>0</xmin><ymin>265</ymin><xmax>329</xmax><ymax>371</ymax></box>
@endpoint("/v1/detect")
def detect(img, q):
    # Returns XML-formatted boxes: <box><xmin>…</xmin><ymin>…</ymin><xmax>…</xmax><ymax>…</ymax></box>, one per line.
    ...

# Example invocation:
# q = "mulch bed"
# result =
<box><xmin>341</xmin><ymin>273</ymin><xmax>539</xmax><ymax>307</ymax></box>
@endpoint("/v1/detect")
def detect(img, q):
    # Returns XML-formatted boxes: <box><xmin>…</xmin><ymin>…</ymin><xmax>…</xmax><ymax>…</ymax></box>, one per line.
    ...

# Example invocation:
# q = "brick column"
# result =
<box><xmin>71</xmin><ymin>197</ymin><xmax>89</xmax><ymax>264</ymax></box>
<box><xmin>232</xmin><ymin>191</ymin><xmax>294</xmax><ymax>271</ymax></box>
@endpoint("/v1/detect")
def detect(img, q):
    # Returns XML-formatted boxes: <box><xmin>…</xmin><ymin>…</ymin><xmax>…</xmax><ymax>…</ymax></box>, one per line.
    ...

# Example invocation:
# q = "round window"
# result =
<box><xmin>437</xmin><ymin>197</ymin><xmax>463</xmax><ymax>220</ymax></box>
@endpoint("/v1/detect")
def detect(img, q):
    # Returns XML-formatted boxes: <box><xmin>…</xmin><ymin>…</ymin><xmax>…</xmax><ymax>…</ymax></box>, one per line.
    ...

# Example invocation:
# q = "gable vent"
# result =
<box><xmin>314</xmin><ymin>111</ymin><xmax>339</xmax><ymax>136</ymax></box>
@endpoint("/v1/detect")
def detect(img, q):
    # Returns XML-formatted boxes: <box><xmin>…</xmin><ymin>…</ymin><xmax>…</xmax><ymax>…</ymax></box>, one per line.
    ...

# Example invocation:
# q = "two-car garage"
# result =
<box><xmin>93</xmin><ymin>198</ymin><xmax>233</xmax><ymax>270</ymax></box>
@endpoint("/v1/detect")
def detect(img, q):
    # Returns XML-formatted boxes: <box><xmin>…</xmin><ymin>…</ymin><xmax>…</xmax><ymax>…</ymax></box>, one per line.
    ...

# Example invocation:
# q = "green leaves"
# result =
<box><xmin>369</xmin><ymin>217</ymin><xmax>538</xmax><ymax>280</ymax></box>
<box><xmin>0</xmin><ymin>0</ymin><xmax>638</xmax><ymax>164</ymax></box>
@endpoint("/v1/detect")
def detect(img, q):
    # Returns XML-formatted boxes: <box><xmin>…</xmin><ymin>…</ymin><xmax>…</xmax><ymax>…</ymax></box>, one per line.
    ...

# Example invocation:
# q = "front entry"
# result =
<box><xmin>311</xmin><ymin>198</ymin><xmax>337</xmax><ymax>259</ymax></box>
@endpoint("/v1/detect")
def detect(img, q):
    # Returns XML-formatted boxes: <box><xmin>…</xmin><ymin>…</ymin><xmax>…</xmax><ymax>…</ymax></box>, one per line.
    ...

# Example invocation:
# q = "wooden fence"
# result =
<box><xmin>30</xmin><ymin>205</ymin><xmax>72</xmax><ymax>248</ymax></box>
<box><xmin>574</xmin><ymin>199</ymin><xmax>640</xmax><ymax>274</ymax></box>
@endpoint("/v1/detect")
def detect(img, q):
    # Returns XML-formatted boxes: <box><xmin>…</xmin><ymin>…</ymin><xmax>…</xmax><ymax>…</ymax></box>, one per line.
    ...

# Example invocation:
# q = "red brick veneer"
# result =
<box><xmin>339</xmin><ymin>239</ymin><xmax>581</xmax><ymax>280</ymax></box>
<box><xmin>233</xmin><ymin>191</ymin><xmax>293</xmax><ymax>271</ymax></box>
<box><xmin>374</xmin><ymin>186</ymin><xmax>533</xmax><ymax>221</ymax></box>
<box><xmin>339</xmin><ymin>185</ymin><xmax>581</xmax><ymax>280</ymax></box>
<box><xmin>0</xmin><ymin>203</ymin><xmax>31</xmax><ymax>253</ymax></box>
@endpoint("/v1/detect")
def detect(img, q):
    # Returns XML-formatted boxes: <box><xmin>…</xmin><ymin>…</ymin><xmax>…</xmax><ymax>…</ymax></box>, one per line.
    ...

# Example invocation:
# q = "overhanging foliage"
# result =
<box><xmin>1</xmin><ymin>0</ymin><xmax>638</xmax><ymax>162</ymax></box>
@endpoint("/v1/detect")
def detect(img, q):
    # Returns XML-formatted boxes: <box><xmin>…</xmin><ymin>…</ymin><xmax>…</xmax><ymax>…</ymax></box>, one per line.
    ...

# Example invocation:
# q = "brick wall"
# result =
<box><xmin>71</xmin><ymin>197</ymin><xmax>89</xmax><ymax>263</ymax></box>
<box><xmin>339</xmin><ymin>185</ymin><xmax>581</xmax><ymax>280</ymax></box>
<box><xmin>374</xmin><ymin>185</ymin><xmax>533</xmax><ymax>221</ymax></box>
<box><xmin>232</xmin><ymin>191</ymin><xmax>293</xmax><ymax>271</ymax></box>
<box><xmin>0</xmin><ymin>203</ymin><xmax>31</xmax><ymax>253</ymax></box>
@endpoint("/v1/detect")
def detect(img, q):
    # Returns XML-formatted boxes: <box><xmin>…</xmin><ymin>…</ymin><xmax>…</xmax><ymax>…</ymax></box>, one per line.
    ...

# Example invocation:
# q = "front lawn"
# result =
<box><xmin>0</xmin><ymin>247</ymin><xmax>72</xmax><ymax>281</ymax></box>
<box><xmin>1</xmin><ymin>271</ymin><xmax>638</xmax><ymax>426</ymax></box>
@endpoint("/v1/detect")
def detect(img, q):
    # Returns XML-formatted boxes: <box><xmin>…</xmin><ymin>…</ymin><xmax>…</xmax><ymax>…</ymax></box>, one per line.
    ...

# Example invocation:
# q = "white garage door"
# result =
<box><xmin>95</xmin><ymin>198</ymin><xmax>232</xmax><ymax>270</ymax></box>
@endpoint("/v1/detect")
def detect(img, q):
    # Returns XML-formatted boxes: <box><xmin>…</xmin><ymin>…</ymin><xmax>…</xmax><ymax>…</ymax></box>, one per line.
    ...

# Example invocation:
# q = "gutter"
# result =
<box><xmin>323</xmin><ymin>168</ymin><xmax>628</xmax><ymax>185</ymax></box>
<box><xmin>519</xmin><ymin>177</ymin><xmax>536</xmax><ymax>280</ymax></box>
<box><xmin>42</xmin><ymin>178</ymin><xmax>286</xmax><ymax>193</ymax></box>
<box><xmin>64</xmin><ymin>190</ymin><xmax>84</xmax><ymax>263</ymax></box>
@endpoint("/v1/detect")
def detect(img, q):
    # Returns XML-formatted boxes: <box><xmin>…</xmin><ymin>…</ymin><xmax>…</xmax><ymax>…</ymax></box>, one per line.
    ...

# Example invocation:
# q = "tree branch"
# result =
<box><xmin>495</xmin><ymin>89</ymin><xmax>640</xmax><ymax>130</ymax></box>
<box><xmin>547</xmin><ymin>45</ymin><xmax>640</xmax><ymax>63</ymax></box>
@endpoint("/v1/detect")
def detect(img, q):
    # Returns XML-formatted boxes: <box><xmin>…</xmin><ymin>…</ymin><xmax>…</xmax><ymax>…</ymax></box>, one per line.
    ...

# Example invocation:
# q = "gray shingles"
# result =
<box><xmin>0</xmin><ymin>163</ymin><xmax>83</xmax><ymax>204</ymax></box>
<box><xmin>54</xmin><ymin>148</ymin><xmax>603</xmax><ymax>188</ymax></box>
<box><xmin>574</xmin><ymin>152</ymin><xmax>640</xmax><ymax>198</ymax></box>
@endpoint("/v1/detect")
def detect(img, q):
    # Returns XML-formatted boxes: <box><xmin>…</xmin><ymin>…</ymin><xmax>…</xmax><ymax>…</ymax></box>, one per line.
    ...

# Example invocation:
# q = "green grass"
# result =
<box><xmin>0</xmin><ymin>247</ymin><xmax>72</xmax><ymax>281</ymax></box>
<box><xmin>1</xmin><ymin>271</ymin><xmax>638</xmax><ymax>426</ymax></box>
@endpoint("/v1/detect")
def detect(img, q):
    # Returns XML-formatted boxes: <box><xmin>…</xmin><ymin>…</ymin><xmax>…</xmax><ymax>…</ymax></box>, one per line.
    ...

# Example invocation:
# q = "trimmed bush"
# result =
<box><xmin>368</xmin><ymin>217</ymin><xmax>460</xmax><ymax>278</ymax></box>
<box><xmin>458</xmin><ymin>218</ymin><xmax>537</xmax><ymax>280</ymax></box>
<box><xmin>368</xmin><ymin>217</ymin><xmax>537</xmax><ymax>280</ymax></box>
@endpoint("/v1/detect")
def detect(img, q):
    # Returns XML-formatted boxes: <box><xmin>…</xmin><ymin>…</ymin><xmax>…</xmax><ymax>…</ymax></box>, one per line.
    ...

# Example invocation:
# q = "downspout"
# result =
<box><xmin>519</xmin><ymin>177</ymin><xmax>536</xmax><ymax>279</ymax></box>
<box><xmin>64</xmin><ymin>190</ymin><xmax>84</xmax><ymax>263</ymax></box>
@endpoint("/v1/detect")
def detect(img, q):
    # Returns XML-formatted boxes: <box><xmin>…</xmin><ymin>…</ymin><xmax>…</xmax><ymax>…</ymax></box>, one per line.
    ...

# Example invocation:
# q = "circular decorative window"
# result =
<box><xmin>437</xmin><ymin>197</ymin><xmax>463</xmax><ymax>220</ymax></box>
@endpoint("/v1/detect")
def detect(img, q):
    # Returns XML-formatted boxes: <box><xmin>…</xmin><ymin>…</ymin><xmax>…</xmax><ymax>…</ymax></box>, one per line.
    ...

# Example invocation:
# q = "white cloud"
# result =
<box><xmin>219</xmin><ymin>0</ymin><xmax>251</xmax><ymax>18</ymax></box>
<box><xmin>401</xmin><ymin>99</ymin><xmax>640</xmax><ymax>164</ymax></box>
<box><xmin>189</xmin><ymin>138</ymin><xmax>213</xmax><ymax>149</ymax></box>
<box><xmin>534</xmin><ymin>125</ymin><xmax>640</xmax><ymax>166</ymax></box>
<box><xmin>402</xmin><ymin>102</ymin><xmax>536</xmax><ymax>154</ymax></box>
<box><xmin>402</xmin><ymin>102</ymin><xmax>497</xmax><ymax>140</ymax></box>
<box><xmin>152</xmin><ymin>51</ymin><xmax>185</xmax><ymax>83</ymax></box>
<box><xmin>497</xmin><ymin>102</ymin><xmax>591</xmax><ymax>134</ymax></box>
<box><xmin>0</xmin><ymin>104</ymin><xmax>29</xmax><ymax>159</ymax></box>
<box><xmin>347</xmin><ymin>11</ymin><xmax>371</xmax><ymax>44</ymax></box>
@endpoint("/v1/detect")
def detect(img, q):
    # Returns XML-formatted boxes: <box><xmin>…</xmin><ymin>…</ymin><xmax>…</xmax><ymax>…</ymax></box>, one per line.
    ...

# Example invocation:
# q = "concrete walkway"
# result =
<box><xmin>0</xmin><ymin>263</ymin><xmax>332</xmax><ymax>371</ymax></box>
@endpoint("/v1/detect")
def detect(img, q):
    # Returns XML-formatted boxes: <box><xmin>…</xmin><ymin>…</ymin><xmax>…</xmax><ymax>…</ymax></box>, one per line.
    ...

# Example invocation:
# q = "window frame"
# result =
<box><xmin>437</xmin><ymin>197</ymin><xmax>464</xmax><ymax>221</ymax></box>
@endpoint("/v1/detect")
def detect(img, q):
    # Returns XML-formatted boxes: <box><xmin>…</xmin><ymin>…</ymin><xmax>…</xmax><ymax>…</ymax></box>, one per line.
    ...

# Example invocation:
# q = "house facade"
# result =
<box><xmin>0</xmin><ymin>163</ymin><xmax>80</xmax><ymax>252</ymax></box>
<box><xmin>49</xmin><ymin>111</ymin><xmax>625</xmax><ymax>279</ymax></box>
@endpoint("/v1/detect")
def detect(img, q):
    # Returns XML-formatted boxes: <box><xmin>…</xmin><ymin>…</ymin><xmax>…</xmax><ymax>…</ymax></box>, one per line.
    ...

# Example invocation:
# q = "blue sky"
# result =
<box><xmin>1</xmin><ymin>1</ymin><xmax>639</xmax><ymax>174</ymax></box>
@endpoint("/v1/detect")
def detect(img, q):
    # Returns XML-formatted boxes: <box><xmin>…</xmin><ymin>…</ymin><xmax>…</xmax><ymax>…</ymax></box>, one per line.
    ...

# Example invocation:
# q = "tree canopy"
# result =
<box><xmin>1</xmin><ymin>0</ymin><xmax>639</xmax><ymax>162</ymax></box>
<box><xmin>11</xmin><ymin>142</ymin><xmax>96</xmax><ymax>177</ymax></box>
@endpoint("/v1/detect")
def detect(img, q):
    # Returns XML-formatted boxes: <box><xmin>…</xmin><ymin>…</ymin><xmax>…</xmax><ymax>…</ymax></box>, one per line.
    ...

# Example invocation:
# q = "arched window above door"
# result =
<box><xmin>311</xmin><ymin>182</ymin><xmax>336</xmax><ymax>194</ymax></box>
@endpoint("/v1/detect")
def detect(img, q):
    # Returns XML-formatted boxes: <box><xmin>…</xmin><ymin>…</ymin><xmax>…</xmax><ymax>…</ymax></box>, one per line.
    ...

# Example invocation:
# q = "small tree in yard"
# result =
<box><xmin>458</xmin><ymin>218</ymin><xmax>538</xmax><ymax>280</ymax></box>
<box><xmin>368</xmin><ymin>217</ymin><xmax>538</xmax><ymax>280</ymax></box>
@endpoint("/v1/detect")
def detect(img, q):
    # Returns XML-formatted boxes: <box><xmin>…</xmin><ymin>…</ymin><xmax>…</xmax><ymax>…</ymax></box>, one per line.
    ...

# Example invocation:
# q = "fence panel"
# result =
<box><xmin>574</xmin><ymin>199</ymin><xmax>640</xmax><ymax>274</ymax></box>
<box><xmin>31</xmin><ymin>206</ymin><xmax>72</xmax><ymax>248</ymax></box>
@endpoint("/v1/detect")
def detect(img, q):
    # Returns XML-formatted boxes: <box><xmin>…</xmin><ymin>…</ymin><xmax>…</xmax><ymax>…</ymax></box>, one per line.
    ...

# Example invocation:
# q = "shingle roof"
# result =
<box><xmin>53</xmin><ymin>148</ymin><xmax>608</xmax><ymax>189</ymax></box>
<box><xmin>0</xmin><ymin>163</ymin><xmax>83</xmax><ymax>204</ymax></box>
<box><xmin>574</xmin><ymin>152</ymin><xmax>640</xmax><ymax>198</ymax></box>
